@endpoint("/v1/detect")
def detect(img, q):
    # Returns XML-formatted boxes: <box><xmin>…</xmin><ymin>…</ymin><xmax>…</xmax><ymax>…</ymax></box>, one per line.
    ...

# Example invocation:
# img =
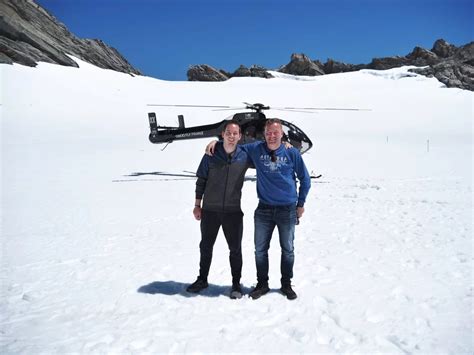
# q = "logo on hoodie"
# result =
<box><xmin>260</xmin><ymin>154</ymin><xmax>288</xmax><ymax>172</ymax></box>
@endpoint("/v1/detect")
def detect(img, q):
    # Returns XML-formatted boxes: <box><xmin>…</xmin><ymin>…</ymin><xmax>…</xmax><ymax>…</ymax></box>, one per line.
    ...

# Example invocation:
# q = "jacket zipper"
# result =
<box><xmin>222</xmin><ymin>154</ymin><xmax>231</xmax><ymax>211</ymax></box>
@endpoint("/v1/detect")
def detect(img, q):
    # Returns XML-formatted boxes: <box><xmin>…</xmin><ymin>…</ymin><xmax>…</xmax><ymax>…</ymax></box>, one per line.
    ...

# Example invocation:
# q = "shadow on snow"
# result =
<box><xmin>137</xmin><ymin>280</ymin><xmax>256</xmax><ymax>298</ymax></box>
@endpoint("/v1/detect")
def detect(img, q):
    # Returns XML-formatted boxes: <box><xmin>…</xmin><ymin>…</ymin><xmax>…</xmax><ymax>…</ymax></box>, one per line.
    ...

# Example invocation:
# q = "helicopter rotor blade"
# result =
<box><xmin>271</xmin><ymin>108</ymin><xmax>318</xmax><ymax>114</ymax></box>
<box><xmin>146</xmin><ymin>104</ymin><xmax>233</xmax><ymax>108</ymax></box>
<box><xmin>277</xmin><ymin>106</ymin><xmax>371</xmax><ymax>111</ymax></box>
<box><xmin>146</xmin><ymin>103</ymin><xmax>371</xmax><ymax>112</ymax></box>
<box><xmin>212</xmin><ymin>107</ymin><xmax>247</xmax><ymax>111</ymax></box>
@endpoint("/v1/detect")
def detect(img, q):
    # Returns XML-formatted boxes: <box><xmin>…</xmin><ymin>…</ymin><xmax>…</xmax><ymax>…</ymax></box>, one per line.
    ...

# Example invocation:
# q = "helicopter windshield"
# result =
<box><xmin>280</xmin><ymin>122</ymin><xmax>312</xmax><ymax>154</ymax></box>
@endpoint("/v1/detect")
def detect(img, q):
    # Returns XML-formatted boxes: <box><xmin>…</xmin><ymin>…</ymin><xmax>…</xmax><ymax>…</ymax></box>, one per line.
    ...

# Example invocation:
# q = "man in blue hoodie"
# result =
<box><xmin>187</xmin><ymin>121</ymin><xmax>251</xmax><ymax>299</ymax></box>
<box><xmin>207</xmin><ymin>119</ymin><xmax>311</xmax><ymax>300</ymax></box>
<box><xmin>244</xmin><ymin>119</ymin><xmax>311</xmax><ymax>300</ymax></box>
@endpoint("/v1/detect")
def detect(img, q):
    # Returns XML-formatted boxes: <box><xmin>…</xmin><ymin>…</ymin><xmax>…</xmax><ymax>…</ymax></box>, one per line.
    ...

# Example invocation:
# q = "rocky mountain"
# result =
<box><xmin>0</xmin><ymin>0</ymin><xmax>141</xmax><ymax>75</ymax></box>
<box><xmin>188</xmin><ymin>39</ymin><xmax>474</xmax><ymax>91</ymax></box>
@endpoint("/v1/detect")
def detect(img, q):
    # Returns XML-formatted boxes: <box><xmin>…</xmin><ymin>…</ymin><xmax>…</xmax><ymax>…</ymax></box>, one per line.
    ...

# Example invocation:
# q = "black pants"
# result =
<box><xmin>199</xmin><ymin>210</ymin><xmax>243</xmax><ymax>284</ymax></box>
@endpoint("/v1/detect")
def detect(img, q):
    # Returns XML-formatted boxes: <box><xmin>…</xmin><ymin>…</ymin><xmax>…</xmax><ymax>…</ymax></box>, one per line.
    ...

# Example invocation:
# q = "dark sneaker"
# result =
<box><xmin>249</xmin><ymin>282</ymin><xmax>270</xmax><ymax>300</ymax></box>
<box><xmin>186</xmin><ymin>277</ymin><xmax>208</xmax><ymax>293</ymax></box>
<box><xmin>230</xmin><ymin>283</ymin><xmax>243</xmax><ymax>299</ymax></box>
<box><xmin>280</xmin><ymin>284</ymin><xmax>297</xmax><ymax>300</ymax></box>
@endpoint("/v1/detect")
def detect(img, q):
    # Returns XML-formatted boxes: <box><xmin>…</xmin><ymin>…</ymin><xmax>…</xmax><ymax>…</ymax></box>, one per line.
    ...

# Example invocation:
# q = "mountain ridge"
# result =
<box><xmin>188</xmin><ymin>39</ymin><xmax>474</xmax><ymax>90</ymax></box>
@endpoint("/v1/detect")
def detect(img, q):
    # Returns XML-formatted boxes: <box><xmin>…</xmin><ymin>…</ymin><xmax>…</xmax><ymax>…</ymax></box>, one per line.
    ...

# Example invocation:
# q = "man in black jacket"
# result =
<box><xmin>187</xmin><ymin>121</ymin><xmax>251</xmax><ymax>299</ymax></box>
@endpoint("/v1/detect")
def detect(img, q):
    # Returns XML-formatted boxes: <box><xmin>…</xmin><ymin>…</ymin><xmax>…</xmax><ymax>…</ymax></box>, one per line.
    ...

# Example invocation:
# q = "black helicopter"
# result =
<box><xmin>147</xmin><ymin>102</ymin><xmax>366</xmax><ymax>154</ymax></box>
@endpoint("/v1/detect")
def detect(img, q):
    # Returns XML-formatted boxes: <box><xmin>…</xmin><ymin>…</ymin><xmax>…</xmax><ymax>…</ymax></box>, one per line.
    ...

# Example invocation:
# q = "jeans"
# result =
<box><xmin>254</xmin><ymin>203</ymin><xmax>297</xmax><ymax>285</ymax></box>
<box><xmin>199</xmin><ymin>210</ymin><xmax>243</xmax><ymax>284</ymax></box>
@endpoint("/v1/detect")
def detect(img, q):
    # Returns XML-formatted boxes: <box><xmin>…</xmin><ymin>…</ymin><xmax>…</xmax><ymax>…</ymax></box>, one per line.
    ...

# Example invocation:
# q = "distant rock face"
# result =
<box><xmin>187</xmin><ymin>64</ymin><xmax>273</xmax><ymax>81</ymax></box>
<box><xmin>323</xmin><ymin>59</ymin><xmax>364</xmax><ymax>74</ymax></box>
<box><xmin>0</xmin><ymin>0</ymin><xmax>141</xmax><ymax>75</ymax></box>
<box><xmin>367</xmin><ymin>56</ymin><xmax>409</xmax><ymax>70</ymax></box>
<box><xmin>365</xmin><ymin>40</ymin><xmax>474</xmax><ymax>90</ymax></box>
<box><xmin>432</xmin><ymin>39</ymin><xmax>457</xmax><ymax>58</ymax></box>
<box><xmin>187</xmin><ymin>64</ymin><xmax>229</xmax><ymax>81</ymax></box>
<box><xmin>368</xmin><ymin>47</ymin><xmax>440</xmax><ymax>69</ymax></box>
<box><xmin>406</xmin><ymin>46</ymin><xmax>439</xmax><ymax>65</ymax></box>
<box><xmin>361</xmin><ymin>40</ymin><xmax>473</xmax><ymax>90</ymax></box>
<box><xmin>279</xmin><ymin>53</ymin><xmax>325</xmax><ymax>76</ymax></box>
<box><xmin>232</xmin><ymin>65</ymin><xmax>274</xmax><ymax>78</ymax></box>
<box><xmin>410</xmin><ymin>42</ymin><xmax>474</xmax><ymax>91</ymax></box>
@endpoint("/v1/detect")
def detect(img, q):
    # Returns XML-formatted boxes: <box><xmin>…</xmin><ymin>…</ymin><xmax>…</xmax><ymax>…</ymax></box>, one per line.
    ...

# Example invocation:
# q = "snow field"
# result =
<box><xmin>1</xmin><ymin>59</ymin><xmax>472</xmax><ymax>354</ymax></box>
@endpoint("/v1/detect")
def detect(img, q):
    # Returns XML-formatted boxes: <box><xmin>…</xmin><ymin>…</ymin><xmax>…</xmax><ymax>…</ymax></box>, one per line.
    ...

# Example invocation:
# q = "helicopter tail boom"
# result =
<box><xmin>148</xmin><ymin>112</ymin><xmax>225</xmax><ymax>144</ymax></box>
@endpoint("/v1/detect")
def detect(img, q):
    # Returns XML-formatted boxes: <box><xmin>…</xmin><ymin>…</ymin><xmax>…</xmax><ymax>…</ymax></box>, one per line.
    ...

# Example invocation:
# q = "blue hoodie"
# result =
<box><xmin>241</xmin><ymin>141</ymin><xmax>311</xmax><ymax>206</ymax></box>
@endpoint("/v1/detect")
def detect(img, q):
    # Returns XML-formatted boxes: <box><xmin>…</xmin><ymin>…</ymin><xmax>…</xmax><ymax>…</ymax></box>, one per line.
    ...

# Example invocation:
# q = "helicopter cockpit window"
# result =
<box><xmin>245</xmin><ymin>126</ymin><xmax>256</xmax><ymax>138</ymax></box>
<box><xmin>288</xmin><ymin>131</ymin><xmax>302</xmax><ymax>150</ymax></box>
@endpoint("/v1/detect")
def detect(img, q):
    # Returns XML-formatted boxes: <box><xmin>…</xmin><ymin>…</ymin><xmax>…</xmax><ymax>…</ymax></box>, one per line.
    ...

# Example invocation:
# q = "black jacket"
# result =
<box><xmin>196</xmin><ymin>143</ymin><xmax>250</xmax><ymax>212</ymax></box>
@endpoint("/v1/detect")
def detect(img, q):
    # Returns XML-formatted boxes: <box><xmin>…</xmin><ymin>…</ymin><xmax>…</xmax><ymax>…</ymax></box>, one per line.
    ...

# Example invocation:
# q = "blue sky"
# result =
<box><xmin>37</xmin><ymin>0</ymin><xmax>472</xmax><ymax>81</ymax></box>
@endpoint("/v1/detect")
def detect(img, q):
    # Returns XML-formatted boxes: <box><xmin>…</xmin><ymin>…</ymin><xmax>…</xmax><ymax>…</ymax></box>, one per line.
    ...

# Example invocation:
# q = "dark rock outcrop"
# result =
<box><xmin>232</xmin><ymin>64</ymin><xmax>251</xmax><ymax>77</ymax></box>
<box><xmin>0</xmin><ymin>0</ymin><xmax>141</xmax><ymax>75</ymax></box>
<box><xmin>187</xmin><ymin>64</ymin><xmax>273</xmax><ymax>81</ymax></box>
<box><xmin>279</xmin><ymin>53</ymin><xmax>325</xmax><ymax>76</ymax></box>
<box><xmin>406</xmin><ymin>46</ymin><xmax>439</xmax><ymax>66</ymax></box>
<box><xmin>306</xmin><ymin>40</ymin><xmax>472</xmax><ymax>90</ymax></box>
<box><xmin>410</xmin><ymin>42</ymin><xmax>474</xmax><ymax>90</ymax></box>
<box><xmin>366</xmin><ymin>56</ymin><xmax>408</xmax><ymax>70</ymax></box>
<box><xmin>368</xmin><ymin>46</ymin><xmax>440</xmax><ymax>70</ymax></box>
<box><xmin>432</xmin><ymin>39</ymin><xmax>457</xmax><ymax>58</ymax></box>
<box><xmin>187</xmin><ymin>64</ymin><xmax>229</xmax><ymax>81</ymax></box>
<box><xmin>323</xmin><ymin>58</ymin><xmax>365</xmax><ymax>74</ymax></box>
<box><xmin>364</xmin><ymin>40</ymin><xmax>474</xmax><ymax>90</ymax></box>
<box><xmin>232</xmin><ymin>65</ymin><xmax>273</xmax><ymax>78</ymax></box>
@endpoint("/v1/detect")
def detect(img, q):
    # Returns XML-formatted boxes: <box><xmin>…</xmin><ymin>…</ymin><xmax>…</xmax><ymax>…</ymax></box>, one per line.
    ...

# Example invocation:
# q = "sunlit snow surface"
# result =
<box><xmin>1</xmin><ymin>58</ymin><xmax>472</xmax><ymax>354</ymax></box>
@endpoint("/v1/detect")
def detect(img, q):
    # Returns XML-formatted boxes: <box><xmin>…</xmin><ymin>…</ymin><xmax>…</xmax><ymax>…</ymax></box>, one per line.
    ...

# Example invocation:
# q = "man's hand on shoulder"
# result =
<box><xmin>206</xmin><ymin>140</ymin><xmax>218</xmax><ymax>156</ymax></box>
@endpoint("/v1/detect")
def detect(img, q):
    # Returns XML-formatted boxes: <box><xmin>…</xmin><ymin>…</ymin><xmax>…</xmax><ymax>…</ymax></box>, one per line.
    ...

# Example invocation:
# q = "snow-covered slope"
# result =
<box><xmin>1</xmin><ymin>59</ymin><xmax>472</xmax><ymax>354</ymax></box>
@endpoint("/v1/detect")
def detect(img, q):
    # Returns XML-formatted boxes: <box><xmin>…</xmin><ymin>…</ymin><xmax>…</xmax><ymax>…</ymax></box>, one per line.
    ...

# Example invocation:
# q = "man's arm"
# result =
<box><xmin>194</xmin><ymin>155</ymin><xmax>209</xmax><ymax>220</ymax></box>
<box><xmin>293</xmin><ymin>150</ymin><xmax>311</xmax><ymax>218</ymax></box>
<box><xmin>205</xmin><ymin>140</ymin><xmax>263</xmax><ymax>156</ymax></box>
<box><xmin>205</xmin><ymin>140</ymin><xmax>220</xmax><ymax>156</ymax></box>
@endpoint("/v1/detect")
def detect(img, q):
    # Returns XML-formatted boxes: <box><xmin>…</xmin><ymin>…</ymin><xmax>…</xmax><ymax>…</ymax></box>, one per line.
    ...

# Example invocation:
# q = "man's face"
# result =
<box><xmin>264</xmin><ymin>123</ymin><xmax>283</xmax><ymax>145</ymax></box>
<box><xmin>222</xmin><ymin>123</ymin><xmax>241</xmax><ymax>146</ymax></box>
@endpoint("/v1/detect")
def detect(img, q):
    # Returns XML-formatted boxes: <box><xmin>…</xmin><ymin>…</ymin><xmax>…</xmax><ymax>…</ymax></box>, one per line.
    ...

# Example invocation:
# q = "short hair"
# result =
<box><xmin>265</xmin><ymin>118</ymin><xmax>283</xmax><ymax>130</ymax></box>
<box><xmin>223</xmin><ymin>120</ymin><xmax>241</xmax><ymax>133</ymax></box>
